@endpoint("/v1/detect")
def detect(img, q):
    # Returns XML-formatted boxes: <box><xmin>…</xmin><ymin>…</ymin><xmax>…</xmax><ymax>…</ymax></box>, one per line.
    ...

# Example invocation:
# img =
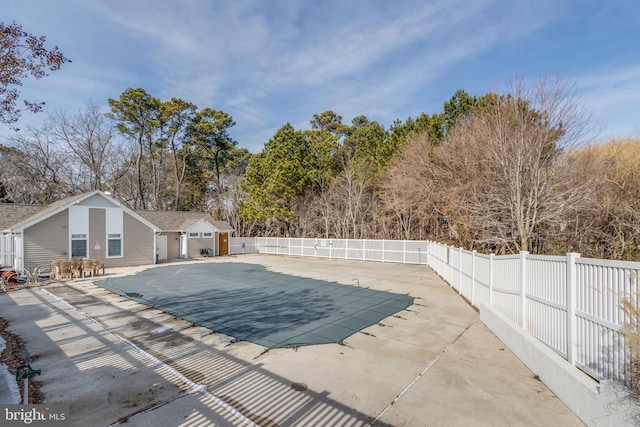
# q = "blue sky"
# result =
<box><xmin>3</xmin><ymin>0</ymin><xmax>639</xmax><ymax>153</ymax></box>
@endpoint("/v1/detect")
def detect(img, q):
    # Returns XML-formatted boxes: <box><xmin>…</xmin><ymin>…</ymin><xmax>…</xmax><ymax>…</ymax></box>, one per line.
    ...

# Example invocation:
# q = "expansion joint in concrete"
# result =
<box><xmin>367</xmin><ymin>320</ymin><xmax>477</xmax><ymax>426</ymax></box>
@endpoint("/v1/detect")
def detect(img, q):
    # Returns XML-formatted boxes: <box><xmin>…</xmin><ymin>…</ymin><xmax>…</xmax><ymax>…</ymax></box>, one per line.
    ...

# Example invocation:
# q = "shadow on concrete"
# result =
<box><xmin>41</xmin><ymin>283</ymin><xmax>396</xmax><ymax>426</ymax></box>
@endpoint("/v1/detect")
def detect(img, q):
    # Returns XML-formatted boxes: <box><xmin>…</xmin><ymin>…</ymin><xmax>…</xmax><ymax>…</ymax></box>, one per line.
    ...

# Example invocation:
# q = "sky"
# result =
<box><xmin>3</xmin><ymin>0</ymin><xmax>639</xmax><ymax>153</ymax></box>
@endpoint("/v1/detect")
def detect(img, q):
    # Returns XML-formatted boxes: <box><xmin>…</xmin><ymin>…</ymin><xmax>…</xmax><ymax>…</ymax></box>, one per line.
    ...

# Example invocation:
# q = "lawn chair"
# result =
<box><xmin>81</xmin><ymin>259</ymin><xmax>94</xmax><ymax>278</ymax></box>
<box><xmin>50</xmin><ymin>261</ymin><xmax>61</xmax><ymax>280</ymax></box>
<box><xmin>91</xmin><ymin>259</ymin><xmax>105</xmax><ymax>276</ymax></box>
<box><xmin>58</xmin><ymin>261</ymin><xmax>73</xmax><ymax>281</ymax></box>
<box><xmin>69</xmin><ymin>259</ymin><xmax>82</xmax><ymax>279</ymax></box>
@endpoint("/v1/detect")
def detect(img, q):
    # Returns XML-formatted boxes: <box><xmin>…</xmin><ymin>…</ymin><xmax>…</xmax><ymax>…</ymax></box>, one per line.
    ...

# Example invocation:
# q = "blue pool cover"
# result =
<box><xmin>95</xmin><ymin>262</ymin><xmax>414</xmax><ymax>348</ymax></box>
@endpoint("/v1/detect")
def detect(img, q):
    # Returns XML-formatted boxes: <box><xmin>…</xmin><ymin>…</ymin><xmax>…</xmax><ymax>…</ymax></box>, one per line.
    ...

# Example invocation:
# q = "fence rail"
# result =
<box><xmin>229</xmin><ymin>236</ymin><xmax>638</xmax><ymax>384</ymax></box>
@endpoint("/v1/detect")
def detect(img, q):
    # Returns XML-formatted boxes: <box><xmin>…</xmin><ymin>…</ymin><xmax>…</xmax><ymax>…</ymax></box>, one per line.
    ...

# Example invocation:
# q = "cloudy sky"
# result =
<box><xmin>4</xmin><ymin>0</ymin><xmax>639</xmax><ymax>153</ymax></box>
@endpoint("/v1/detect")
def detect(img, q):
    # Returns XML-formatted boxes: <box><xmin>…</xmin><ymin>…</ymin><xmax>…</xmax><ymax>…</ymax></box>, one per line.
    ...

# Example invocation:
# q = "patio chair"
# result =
<box><xmin>81</xmin><ymin>259</ymin><xmax>94</xmax><ymax>278</ymax></box>
<box><xmin>58</xmin><ymin>261</ymin><xmax>73</xmax><ymax>281</ymax></box>
<box><xmin>69</xmin><ymin>259</ymin><xmax>82</xmax><ymax>279</ymax></box>
<box><xmin>91</xmin><ymin>259</ymin><xmax>105</xmax><ymax>276</ymax></box>
<box><xmin>50</xmin><ymin>261</ymin><xmax>61</xmax><ymax>280</ymax></box>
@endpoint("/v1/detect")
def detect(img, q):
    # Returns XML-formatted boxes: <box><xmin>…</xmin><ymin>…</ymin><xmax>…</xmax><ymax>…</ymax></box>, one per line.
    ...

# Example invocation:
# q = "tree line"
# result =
<box><xmin>1</xmin><ymin>77</ymin><xmax>638</xmax><ymax>260</ymax></box>
<box><xmin>0</xmin><ymin>89</ymin><xmax>251</xmax><ymax>233</ymax></box>
<box><xmin>1</xmin><ymin>21</ymin><xmax>638</xmax><ymax>260</ymax></box>
<box><xmin>240</xmin><ymin>77</ymin><xmax>640</xmax><ymax>260</ymax></box>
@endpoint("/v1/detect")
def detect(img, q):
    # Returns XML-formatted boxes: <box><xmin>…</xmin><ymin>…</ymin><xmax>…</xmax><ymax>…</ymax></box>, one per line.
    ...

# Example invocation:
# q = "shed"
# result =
<box><xmin>134</xmin><ymin>210</ymin><xmax>234</xmax><ymax>261</ymax></box>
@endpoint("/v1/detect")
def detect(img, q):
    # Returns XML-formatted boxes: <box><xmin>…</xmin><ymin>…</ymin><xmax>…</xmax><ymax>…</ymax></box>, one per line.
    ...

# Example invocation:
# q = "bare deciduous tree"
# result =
<box><xmin>381</xmin><ymin>76</ymin><xmax>595</xmax><ymax>253</ymax></box>
<box><xmin>48</xmin><ymin>101</ymin><xmax>116</xmax><ymax>191</ymax></box>
<box><xmin>446</xmin><ymin>76</ymin><xmax>594</xmax><ymax>252</ymax></box>
<box><xmin>0</xmin><ymin>126</ymin><xmax>70</xmax><ymax>203</ymax></box>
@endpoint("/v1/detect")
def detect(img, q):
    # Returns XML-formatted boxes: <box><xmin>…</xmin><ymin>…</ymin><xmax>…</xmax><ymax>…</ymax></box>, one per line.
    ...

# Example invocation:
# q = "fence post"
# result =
<box><xmin>488</xmin><ymin>253</ymin><xmax>494</xmax><ymax>306</ymax></box>
<box><xmin>566</xmin><ymin>252</ymin><xmax>580</xmax><ymax>366</ymax></box>
<box><xmin>363</xmin><ymin>239</ymin><xmax>366</xmax><ymax>262</ymax></box>
<box><xmin>458</xmin><ymin>247</ymin><xmax>463</xmax><ymax>295</ymax></box>
<box><xmin>520</xmin><ymin>251</ymin><xmax>529</xmax><ymax>329</ymax></box>
<box><xmin>424</xmin><ymin>241</ymin><xmax>428</xmax><ymax>266</ymax></box>
<box><xmin>445</xmin><ymin>245</ymin><xmax>455</xmax><ymax>289</ymax></box>
<box><xmin>345</xmin><ymin>239</ymin><xmax>349</xmax><ymax>260</ymax></box>
<box><xmin>471</xmin><ymin>250</ymin><xmax>476</xmax><ymax>307</ymax></box>
<box><xmin>446</xmin><ymin>245</ymin><xmax>451</xmax><ymax>285</ymax></box>
<box><xmin>403</xmin><ymin>240</ymin><xmax>406</xmax><ymax>264</ymax></box>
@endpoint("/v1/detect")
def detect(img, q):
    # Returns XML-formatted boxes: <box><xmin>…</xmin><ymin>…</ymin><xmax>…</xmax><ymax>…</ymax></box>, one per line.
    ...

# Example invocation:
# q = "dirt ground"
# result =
<box><xmin>0</xmin><ymin>316</ymin><xmax>43</xmax><ymax>403</ymax></box>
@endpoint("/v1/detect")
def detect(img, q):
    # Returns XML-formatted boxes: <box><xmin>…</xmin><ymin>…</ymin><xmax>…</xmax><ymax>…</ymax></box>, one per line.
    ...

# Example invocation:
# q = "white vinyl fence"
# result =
<box><xmin>229</xmin><ymin>237</ymin><xmax>639</xmax><ymax>384</ymax></box>
<box><xmin>0</xmin><ymin>234</ymin><xmax>16</xmax><ymax>268</ymax></box>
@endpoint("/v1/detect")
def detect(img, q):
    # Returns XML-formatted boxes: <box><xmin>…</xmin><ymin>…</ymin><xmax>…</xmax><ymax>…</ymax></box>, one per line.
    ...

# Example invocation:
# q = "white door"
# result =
<box><xmin>157</xmin><ymin>235</ymin><xmax>168</xmax><ymax>260</ymax></box>
<box><xmin>180</xmin><ymin>234</ymin><xmax>188</xmax><ymax>258</ymax></box>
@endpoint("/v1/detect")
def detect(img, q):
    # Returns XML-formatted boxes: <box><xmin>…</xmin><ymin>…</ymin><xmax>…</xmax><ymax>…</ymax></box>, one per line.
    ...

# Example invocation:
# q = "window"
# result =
<box><xmin>188</xmin><ymin>232</ymin><xmax>200</xmax><ymax>238</ymax></box>
<box><xmin>71</xmin><ymin>234</ymin><xmax>87</xmax><ymax>258</ymax></box>
<box><xmin>106</xmin><ymin>208</ymin><xmax>123</xmax><ymax>258</ymax></box>
<box><xmin>108</xmin><ymin>233</ymin><xmax>122</xmax><ymax>257</ymax></box>
<box><xmin>203</xmin><ymin>232</ymin><xmax>213</xmax><ymax>238</ymax></box>
<box><xmin>69</xmin><ymin>206</ymin><xmax>88</xmax><ymax>258</ymax></box>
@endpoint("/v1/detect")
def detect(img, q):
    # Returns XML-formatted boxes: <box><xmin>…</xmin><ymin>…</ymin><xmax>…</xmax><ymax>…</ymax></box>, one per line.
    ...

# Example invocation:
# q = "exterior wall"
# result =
<box><xmin>187</xmin><ymin>235</ymin><xmax>216</xmax><ymax>258</ymax></box>
<box><xmin>158</xmin><ymin>232</ymin><xmax>182</xmax><ymax>260</ymax></box>
<box><xmin>23</xmin><ymin>210</ymin><xmax>69</xmax><ymax>270</ymax></box>
<box><xmin>88</xmin><ymin>208</ymin><xmax>106</xmax><ymax>261</ymax></box>
<box><xmin>105</xmin><ymin>212</ymin><xmax>154</xmax><ymax>267</ymax></box>
<box><xmin>185</xmin><ymin>220</ymin><xmax>217</xmax><ymax>258</ymax></box>
<box><xmin>78</xmin><ymin>194</ymin><xmax>115</xmax><ymax>208</ymax></box>
<box><xmin>22</xmin><ymin>208</ymin><xmax>155</xmax><ymax>269</ymax></box>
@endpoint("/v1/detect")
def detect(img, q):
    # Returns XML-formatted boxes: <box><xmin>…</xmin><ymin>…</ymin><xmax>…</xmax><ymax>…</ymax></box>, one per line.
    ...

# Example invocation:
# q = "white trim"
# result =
<box><xmin>11</xmin><ymin>190</ymin><xmax>160</xmax><ymax>233</ymax></box>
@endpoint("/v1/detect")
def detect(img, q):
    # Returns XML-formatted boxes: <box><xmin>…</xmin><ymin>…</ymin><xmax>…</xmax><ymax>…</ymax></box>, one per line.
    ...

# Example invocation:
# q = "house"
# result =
<box><xmin>0</xmin><ymin>190</ymin><xmax>234</xmax><ymax>272</ymax></box>
<box><xmin>134</xmin><ymin>210</ymin><xmax>234</xmax><ymax>261</ymax></box>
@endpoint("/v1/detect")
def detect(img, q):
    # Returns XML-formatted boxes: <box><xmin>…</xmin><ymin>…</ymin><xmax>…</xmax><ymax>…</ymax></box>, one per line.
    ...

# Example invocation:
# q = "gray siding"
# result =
<box><xmin>78</xmin><ymin>194</ymin><xmax>116</xmax><ymax>208</ymax></box>
<box><xmin>187</xmin><ymin>236</ymin><xmax>216</xmax><ymax>258</ymax></box>
<box><xmin>162</xmin><ymin>232</ymin><xmax>181</xmax><ymax>259</ymax></box>
<box><xmin>24</xmin><ymin>210</ymin><xmax>69</xmax><ymax>269</ymax></box>
<box><xmin>103</xmin><ymin>212</ymin><xmax>154</xmax><ymax>267</ymax></box>
<box><xmin>88</xmin><ymin>208</ymin><xmax>106</xmax><ymax>261</ymax></box>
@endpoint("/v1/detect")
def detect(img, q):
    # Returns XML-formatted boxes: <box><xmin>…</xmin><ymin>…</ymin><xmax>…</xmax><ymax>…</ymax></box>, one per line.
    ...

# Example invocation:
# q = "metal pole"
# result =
<box><xmin>23</xmin><ymin>377</ymin><xmax>28</xmax><ymax>405</ymax></box>
<box><xmin>15</xmin><ymin>364</ymin><xmax>40</xmax><ymax>406</ymax></box>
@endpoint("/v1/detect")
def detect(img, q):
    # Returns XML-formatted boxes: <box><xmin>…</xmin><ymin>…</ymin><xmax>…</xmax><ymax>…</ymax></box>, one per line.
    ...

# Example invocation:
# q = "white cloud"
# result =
<box><xmin>4</xmin><ymin>0</ymin><xmax>637</xmax><ymax>153</ymax></box>
<box><xmin>576</xmin><ymin>64</ymin><xmax>640</xmax><ymax>139</ymax></box>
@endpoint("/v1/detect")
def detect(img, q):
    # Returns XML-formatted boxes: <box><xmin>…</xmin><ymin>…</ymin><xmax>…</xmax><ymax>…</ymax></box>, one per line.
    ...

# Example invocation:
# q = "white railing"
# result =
<box><xmin>229</xmin><ymin>236</ymin><xmax>638</xmax><ymax>384</ymax></box>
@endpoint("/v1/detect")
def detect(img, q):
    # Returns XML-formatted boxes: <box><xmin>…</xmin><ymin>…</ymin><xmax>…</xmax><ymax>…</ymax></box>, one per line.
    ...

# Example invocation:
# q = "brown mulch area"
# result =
<box><xmin>1</xmin><ymin>291</ymin><xmax>45</xmax><ymax>403</ymax></box>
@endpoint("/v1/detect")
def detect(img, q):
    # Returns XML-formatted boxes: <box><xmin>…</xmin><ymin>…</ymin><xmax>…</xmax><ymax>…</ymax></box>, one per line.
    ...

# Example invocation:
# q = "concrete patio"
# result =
<box><xmin>0</xmin><ymin>254</ymin><xmax>582</xmax><ymax>426</ymax></box>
